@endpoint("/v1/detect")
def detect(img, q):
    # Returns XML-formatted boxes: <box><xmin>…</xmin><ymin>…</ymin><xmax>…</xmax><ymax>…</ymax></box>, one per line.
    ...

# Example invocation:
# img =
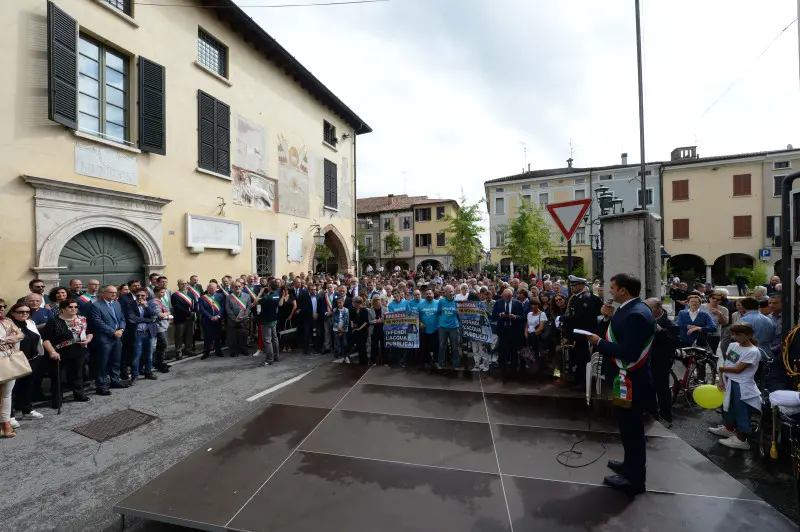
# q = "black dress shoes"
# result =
<box><xmin>607</xmin><ymin>460</ymin><xmax>626</xmax><ymax>474</ymax></box>
<box><xmin>603</xmin><ymin>474</ymin><xmax>645</xmax><ymax>495</ymax></box>
<box><xmin>110</xmin><ymin>381</ymin><xmax>130</xmax><ymax>389</ymax></box>
<box><xmin>201</xmin><ymin>353</ymin><xmax>209</xmax><ymax>360</ymax></box>
<box><xmin>96</xmin><ymin>389</ymin><xmax>112</xmax><ymax>396</ymax></box>
<box><xmin>144</xmin><ymin>373</ymin><xmax>158</xmax><ymax>380</ymax></box>
<box><xmin>73</xmin><ymin>393</ymin><xmax>90</xmax><ymax>402</ymax></box>
<box><xmin>128</xmin><ymin>376</ymin><xmax>136</xmax><ymax>385</ymax></box>
<box><xmin>157</xmin><ymin>363</ymin><xmax>170</xmax><ymax>373</ymax></box>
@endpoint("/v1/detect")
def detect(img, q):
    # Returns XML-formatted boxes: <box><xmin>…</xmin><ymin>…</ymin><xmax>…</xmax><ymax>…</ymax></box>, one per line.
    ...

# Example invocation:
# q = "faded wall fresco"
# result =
<box><xmin>277</xmin><ymin>134</ymin><xmax>309</xmax><ymax>218</ymax></box>
<box><xmin>338</xmin><ymin>156</ymin><xmax>351</xmax><ymax>219</ymax></box>
<box><xmin>232</xmin><ymin>115</ymin><xmax>277</xmax><ymax>212</ymax></box>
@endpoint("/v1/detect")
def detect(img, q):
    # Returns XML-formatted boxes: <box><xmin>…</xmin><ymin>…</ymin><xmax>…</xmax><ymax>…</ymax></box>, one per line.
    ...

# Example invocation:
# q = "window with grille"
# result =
<box><xmin>323</xmin><ymin>120</ymin><xmax>337</xmax><ymax>146</ymax></box>
<box><xmin>672</xmin><ymin>180</ymin><xmax>689</xmax><ymax>201</ymax></box>
<box><xmin>436</xmin><ymin>233</ymin><xmax>445</xmax><ymax>247</ymax></box>
<box><xmin>733</xmin><ymin>215</ymin><xmax>752</xmax><ymax>238</ymax></box>
<box><xmin>673</xmin><ymin>218</ymin><xmax>689</xmax><ymax>239</ymax></box>
<box><xmin>78</xmin><ymin>36</ymin><xmax>129</xmax><ymax>142</ymax></box>
<box><xmin>732</xmin><ymin>174</ymin><xmax>751</xmax><ymax>197</ymax></box>
<box><xmin>197</xmin><ymin>29</ymin><xmax>227</xmax><ymax>77</ymax></box>
<box><xmin>103</xmin><ymin>0</ymin><xmax>131</xmax><ymax>15</ymax></box>
<box><xmin>255</xmin><ymin>239</ymin><xmax>274</xmax><ymax>276</ymax></box>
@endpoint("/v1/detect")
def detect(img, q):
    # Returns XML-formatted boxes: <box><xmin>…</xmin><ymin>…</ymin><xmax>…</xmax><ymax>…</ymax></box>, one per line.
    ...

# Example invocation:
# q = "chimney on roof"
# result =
<box><xmin>670</xmin><ymin>146</ymin><xmax>698</xmax><ymax>161</ymax></box>
<box><xmin>567</xmin><ymin>157</ymin><xmax>573</xmax><ymax>168</ymax></box>
<box><xmin>527</xmin><ymin>163</ymin><xmax>531</xmax><ymax>172</ymax></box>
<box><xmin>388</xmin><ymin>194</ymin><xmax>394</xmax><ymax>205</ymax></box>
<box><xmin>621</xmin><ymin>153</ymin><xmax>628</xmax><ymax>165</ymax></box>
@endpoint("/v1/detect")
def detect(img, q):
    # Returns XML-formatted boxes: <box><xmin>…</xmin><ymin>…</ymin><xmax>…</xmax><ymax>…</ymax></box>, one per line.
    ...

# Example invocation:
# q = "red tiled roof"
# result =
<box><xmin>356</xmin><ymin>195</ymin><xmax>457</xmax><ymax>214</ymax></box>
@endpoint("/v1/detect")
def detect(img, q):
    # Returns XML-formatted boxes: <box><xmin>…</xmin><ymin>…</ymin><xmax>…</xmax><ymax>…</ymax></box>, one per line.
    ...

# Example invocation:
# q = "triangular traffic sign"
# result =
<box><xmin>546</xmin><ymin>199</ymin><xmax>592</xmax><ymax>241</ymax></box>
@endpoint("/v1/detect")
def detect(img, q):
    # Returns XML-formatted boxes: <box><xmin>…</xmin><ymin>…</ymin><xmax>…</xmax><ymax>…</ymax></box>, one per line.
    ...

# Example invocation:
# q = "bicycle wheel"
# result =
<box><xmin>669</xmin><ymin>369</ymin><xmax>680</xmax><ymax>404</ymax></box>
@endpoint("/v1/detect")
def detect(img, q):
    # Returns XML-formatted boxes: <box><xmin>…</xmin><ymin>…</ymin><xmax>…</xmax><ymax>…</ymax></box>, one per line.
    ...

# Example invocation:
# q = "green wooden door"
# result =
<box><xmin>59</xmin><ymin>228</ymin><xmax>145</xmax><ymax>287</ymax></box>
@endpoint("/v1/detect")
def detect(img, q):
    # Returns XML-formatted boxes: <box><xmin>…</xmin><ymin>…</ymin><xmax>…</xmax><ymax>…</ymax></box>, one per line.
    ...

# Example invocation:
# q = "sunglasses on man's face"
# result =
<box><xmin>136</xmin><ymin>294</ymin><xmax>148</xmax><ymax>299</ymax></box>
<box><xmin>67</xmin><ymin>305</ymin><xmax>79</xmax><ymax>309</ymax></box>
<box><xmin>14</xmin><ymin>310</ymin><xmax>31</xmax><ymax>314</ymax></box>
<box><xmin>0</xmin><ymin>306</ymin><xmax>6</xmax><ymax>310</ymax></box>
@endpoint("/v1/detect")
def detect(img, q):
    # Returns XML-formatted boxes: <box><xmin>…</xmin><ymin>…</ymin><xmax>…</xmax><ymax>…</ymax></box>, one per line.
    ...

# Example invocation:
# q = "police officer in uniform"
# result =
<box><xmin>561</xmin><ymin>275</ymin><xmax>603</xmax><ymax>391</ymax></box>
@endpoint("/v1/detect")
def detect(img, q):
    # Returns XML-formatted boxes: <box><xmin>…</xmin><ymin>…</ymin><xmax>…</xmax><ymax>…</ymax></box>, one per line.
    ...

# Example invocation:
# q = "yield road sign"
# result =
<box><xmin>546</xmin><ymin>199</ymin><xmax>592</xmax><ymax>241</ymax></box>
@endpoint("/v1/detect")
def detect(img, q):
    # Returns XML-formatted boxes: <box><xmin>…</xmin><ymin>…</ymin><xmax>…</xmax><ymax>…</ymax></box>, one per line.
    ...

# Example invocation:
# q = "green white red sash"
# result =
<box><xmin>230</xmin><ymin>293</ymin><xmax>247</xmax><ymax>312</ymax></box>
<box><xmin>244</xmin><ymin>286</ymin><xmax>257</xmax><ymax>301</ymax></box>
<box><xmin>220</xmin><ymin>286</ymin><xmax>231</xmax><ymax>296</ymax></box>
<box><xmin>605</xmin><ymin>323</ymin><xmax>654</xmax><ymax>408</ymax></box>
<box><xmin>203</xmin><ymin>294</ymin><xmax>220</xmax><ymax>313</ymax></box>
<box><xmin>78</xmin><ymin>294</ymin><xmax>91</xmax><ymax>304</ymax></box>
<box><xmin>175</xmin><ymin>291</ymin><xmax>193</xmax><ymax>307</ymax></box>
<box><xmin>187</xmin><ymin>285</ymin><xmax>201</xmax><ymax>299</ymax></box>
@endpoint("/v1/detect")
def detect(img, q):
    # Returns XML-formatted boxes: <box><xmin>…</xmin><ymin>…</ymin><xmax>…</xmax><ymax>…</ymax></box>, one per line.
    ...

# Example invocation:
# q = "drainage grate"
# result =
<box><xmin>72</xmin><ymin>409</ymin><xmax>158</xmax><ymax>442</ymax></box>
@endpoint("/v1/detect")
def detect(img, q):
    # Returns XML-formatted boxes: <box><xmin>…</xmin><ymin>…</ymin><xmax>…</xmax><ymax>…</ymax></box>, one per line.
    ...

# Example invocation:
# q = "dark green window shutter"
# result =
<box><xmin>323</xmin><ymin>159</ymin><xmax>337</xmax><ymax>208</ymax></box>
<box><xmin>197</xmin><ymin>90</ymin><xmax>216</xmax><ymax>172</ymax></box>
<box><xmin>47</xmin><ymin>1</ymin><xmax>78</xmax><ymax>129</ymax></box>
<box><xmin>138</xmin><ymin>57</ymin><xmax>166</xmax><ymax>155</ymax></box>
<box><xmin>215</xmin><ymin>99</ymin><xmax>230</xmax><ymax>176</ymax></box>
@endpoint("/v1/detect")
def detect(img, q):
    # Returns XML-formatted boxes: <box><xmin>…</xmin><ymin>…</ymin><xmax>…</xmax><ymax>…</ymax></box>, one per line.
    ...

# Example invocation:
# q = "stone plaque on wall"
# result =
<box><xmin>186</xmin><ymin>214</ymin><xmax>242</xmax><ymax>255</ymax></box>
<box><xmin>75</xmin><ymin>142</ymin><xmax>138</xmax><ymax>185</ymax></box>
<box><xmin>287</xmin><ymin>231</ymin><xmax>303</xmax><ymax>263</ymax></box>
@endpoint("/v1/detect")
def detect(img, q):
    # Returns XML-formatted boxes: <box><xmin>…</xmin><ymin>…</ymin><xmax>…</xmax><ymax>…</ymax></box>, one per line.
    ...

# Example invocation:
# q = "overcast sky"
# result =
<box><xmin>238</xmin><ymin>0</ymin><xmax>800</xmax><ymax>239</ymax></box>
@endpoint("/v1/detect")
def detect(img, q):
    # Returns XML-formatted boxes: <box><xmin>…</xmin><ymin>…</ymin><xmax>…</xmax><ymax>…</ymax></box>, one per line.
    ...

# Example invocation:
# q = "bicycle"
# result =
<box><xmin>669</xmin><ymin>341</ymin><xmax>718</xmax><ymax>406</ymax></box>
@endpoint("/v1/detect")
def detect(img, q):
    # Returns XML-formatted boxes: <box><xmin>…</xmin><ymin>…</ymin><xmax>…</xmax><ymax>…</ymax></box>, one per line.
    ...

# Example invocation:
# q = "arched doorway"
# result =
<box><xmin>313</xmin><ymin>225</ymin><xmax>351</xmax><ymax>274</ymax></box>
<box><xmin>712</xmin><ymin>253</ymin><xmax>754</xmax><ymax>285</ymax></box>
<box><xmin>417</xmin><ymin>259</ymin><xmax>442</xmax><ymax>272</ymax></box>
<box><xmin>499</xmin><ymin>258</ymin><xmax>512</xmax><ymax>273</ymax></box>
<box><xmin>58</xmin><ymin>228</ymin><xmax>145</xmax><ymax>287</ymax></box>
<box><xmin>668</xmin><ymin>254</ymin><xmax>706</xmax><ymax>285</ymax></box>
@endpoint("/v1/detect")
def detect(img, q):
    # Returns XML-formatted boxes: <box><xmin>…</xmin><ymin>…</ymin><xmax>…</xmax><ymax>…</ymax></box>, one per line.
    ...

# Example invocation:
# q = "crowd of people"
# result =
<box><xmin>0</xmin><ymin>268</ymin><xmax>793</xmax><ymax>451</ymax></box>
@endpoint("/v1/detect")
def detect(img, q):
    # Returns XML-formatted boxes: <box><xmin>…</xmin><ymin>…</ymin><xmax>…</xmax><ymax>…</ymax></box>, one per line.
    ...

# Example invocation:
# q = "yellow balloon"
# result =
<box><xmin>693</xmin><ymin>384</ymin><xmax>725</xmax><ymax>409</ymax></box>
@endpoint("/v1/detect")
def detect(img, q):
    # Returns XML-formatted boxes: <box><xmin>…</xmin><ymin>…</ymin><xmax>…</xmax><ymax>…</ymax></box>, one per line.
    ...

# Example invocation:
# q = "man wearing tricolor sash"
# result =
<box><xmin>588</xmin><ymin>273</ymin><xmax>655</xmax><ymax>496</ymax></box>
<box><xmin>171</xmin><ymin>279</ymin><xmax>196</xmax><ymax>360</ymax></box>
<box><xmin>199</xmin><ymin>282</ymin><xmax>225</xmax><ymax>359</ymax></box>
<box><xmin>225</xmin><ymin>280</ymin><xmax>251</xmax><ymax>356</ymax></box>
<box><xmin>188</xmin><ymin>275</ymin><xmax>203</xmax><ymax>343</ymax></box>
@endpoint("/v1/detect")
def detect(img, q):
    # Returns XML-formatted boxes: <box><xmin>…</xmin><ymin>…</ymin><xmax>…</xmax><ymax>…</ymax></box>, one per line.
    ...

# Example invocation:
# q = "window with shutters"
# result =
<box><xmin>78</xmin><ymin>36</ymin><xmax>129</xmax><ymax>143</ymax></box>
<box><xmin>436</xmin><ymin>206</ymin><xmax>445</xmax><ymax>220</ymax></box>
<box><xmin>436</xmin><ymin>233</ymin><xmax>445</xmax><ymax>247</ymax></box>
<box><xmin>197</xmin><ymin>29</ymin><xmax>228</xmax><ymax>78</ymax></box>
<box><xmin>48</xmin><ymin>2</ymin><xmax>79</xmax><ymax>130</ymax></box>
<box><xmin>323</xmin><ymin>120</ymin><xmax>337</xmax><ymax>147</ymax></box>
<box><xmin>402</xmin><ymin>237</ymin><xmax>411</xmax><ymax>252</ymax></box>
<box><xmin>672</xmin><ymin>180</ymin><xmax>689</xmax><ymax>201</ymax></box>
<box><xmin>733</xmin><ymin>215</ymin><xmax>752</xmax><ymax>238</ymax></box>
<box><xmin>197</xmin><ymin>90</ymin><xmax>230</xmax><ymax>176</ymax></box>
<box><xmin>637</xmin><ymin>188</ymin><xmax>654</xmax><ymax>207</ymax></box>
<box><xmin>103</xmin><ymin>0</ymin><xmax>131</xmax><ymax>15</ymax></box>
<box><xmin>323</xmin><ymin>159</ymin><xmax>338</xmax><ymax>209</ymax></box>
<box><xmin>401</xmin><ymin>216</ymin><xmax>411</xmax><ymax>230</ymax></box>
<box><xmin>732</xmin><ymin>174</ymin><xmax>752</xmax><ymax>197</ymax></box>
<box><xmin>766</xmin><ymin>216</ymin><xmax>781</xmax><ymax>238</ymax></box>
<box><xmin>415</xmin><ymin>208</ymin><xmax>431</xmax><ymax>222</ymax></box>
<box><xmin>138</xmin><ymin>57</ymin><xmax>166</xmax><ymax>155</ymax></box>
<box><xmin>495</xmin><ymin>197</ymin><xmax>505</xmax><ymax>215</ymax></box>
<box><xmin>774</xmin><ymin>175</ymin><xmax>785</xmax><ymax>197</ymax></box>
<box><xmin>383</xmin><ymin>218</ymin><xmax>392</xmax><ymax>231</ymax></box>
<box><xmin>672</xmin><ymin>218</ymin><xmax>689</xmax><ymax>239</ymax></box>
<box><xmin>495</xmin><ymin>231</ymin><xmax>505</xmax><ymax>247</ymax></box>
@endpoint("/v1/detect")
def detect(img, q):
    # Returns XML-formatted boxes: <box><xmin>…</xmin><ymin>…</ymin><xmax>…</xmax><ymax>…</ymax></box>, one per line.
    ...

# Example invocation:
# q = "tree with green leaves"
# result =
<box><xmin>502</xmin><ymin>197</ymin><xmax>557</xmax><ymax>273</ymax></box>
<box><xmin>444</xmin><ymin>194</ymin><xmax>484</xmax><ymax>271</ymax></box>
<box><xmin>316</xmin><ymin>244</ymin><xmax>333</xmax><ymax>271</ymax></box>
<box><xmin>383</xmin><ymin>226</ymin><xmax>403</xmax><ymax>267</ymax></box>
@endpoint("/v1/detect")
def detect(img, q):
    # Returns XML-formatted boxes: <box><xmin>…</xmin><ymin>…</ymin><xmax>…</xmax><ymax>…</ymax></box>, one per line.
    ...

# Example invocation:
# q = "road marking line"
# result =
<box><xmin>246</xmin><ymin>371</ymin><xmax>312</xmax><ymax>402</ymax></box>
<box><xmin>167</xmin><ymin>354</ymin><xmax>201</xmax><ymax>366</ymax></box>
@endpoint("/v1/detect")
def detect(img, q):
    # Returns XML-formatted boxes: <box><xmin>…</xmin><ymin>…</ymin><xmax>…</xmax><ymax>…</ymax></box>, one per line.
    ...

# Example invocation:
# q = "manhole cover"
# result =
<box><xmin>72</xmin><ymin>409</ymin><xmax>157</xmax><ymax>442</ymax></box>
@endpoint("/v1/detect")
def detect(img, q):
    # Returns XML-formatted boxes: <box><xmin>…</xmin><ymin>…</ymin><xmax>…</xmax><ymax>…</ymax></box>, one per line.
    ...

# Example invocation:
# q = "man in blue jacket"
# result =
<box><xmin>491</xmin><ymin>288</ymin><xmax>525</xmax><ymax>375</ymax></box>
<box><xmin>89</xmin><ymin>285</ymin><xmax>129</xmax><ymax>396</ymax></box>
<box><xmin>437</xmin><ymin>285</ymin><xmax>462</xmax><ymax>369</ymax></box>
<box><xmin>417</xmin><ymin>289</ymin><xmax>439</xmax><ymax>366</ymax></box>
<box><xmin>123</xmin><ymin>287</ymin><xmax>159</xmax><ymax>382</ymax></box>
<box><xmin>589</xmin><ymin>273</ymin><xmax>656</xmax><ymax>495</ymax></box>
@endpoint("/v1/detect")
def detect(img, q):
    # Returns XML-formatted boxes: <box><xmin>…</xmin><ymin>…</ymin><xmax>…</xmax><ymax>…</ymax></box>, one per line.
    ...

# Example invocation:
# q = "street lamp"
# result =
<box><xmin>590</xmin><ymin>186</ymin><xmax>624</xmax><ymax>280</ymax></box>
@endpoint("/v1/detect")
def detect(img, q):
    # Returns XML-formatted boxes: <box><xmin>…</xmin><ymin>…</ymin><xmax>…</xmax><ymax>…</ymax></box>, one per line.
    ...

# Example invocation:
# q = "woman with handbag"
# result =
<box><xmin>7</xmin><ymin>303</ymin><xmax>45</xmax><ymax>421</ymax></box>
<box><xmin>40</xmin><ymin>299</ymin><xmax>92</xmax><ymax>408</ymax></box>
<box><xmin>0</xmin><ymin>308</ymin><xmax>26</xmax><ymax>438</ymax></box>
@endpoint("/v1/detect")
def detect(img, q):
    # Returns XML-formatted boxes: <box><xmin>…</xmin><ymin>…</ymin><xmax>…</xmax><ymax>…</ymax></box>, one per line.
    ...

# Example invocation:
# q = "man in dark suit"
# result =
<box><xmin>124</xmin><ymin>287</ymin><xmax>159</xmax><ymax>382</ymax></box>
<box><xmin>492</xmin><ymin>288</ymin><xmax>525</xmax><ymax>375</ymax></box>
<box><xmin>89</xmin><ymin>285</ymin><xmax>129</xmax><ymax>396</ymax></box>
<box><xmin>645</xmin><ymin>298</ymin><xmax>678</xmax><ymax>427</ymax></box>
<box><xmin>198</xmin><ymin>282</ymin><xmax>225</xmax><ymax>359</ymax></box>
<box><xmin>296</xmin><ymin>283</ymin><xmax>323</xmax><ymax>354</ymax></box>
<box><xmin>171</xmin><ymin>279</ymin><xmax>196</xmax><ymax>360</ymax></box>
<box><xmin>119</xmin><ymin>279</ymin><xmax>142</xmax><ymax>380</ymax></box>
<box><xmin>588</xmin><ymin>273</ymin><xmax>656</xmax><ymax>495</ymax></box>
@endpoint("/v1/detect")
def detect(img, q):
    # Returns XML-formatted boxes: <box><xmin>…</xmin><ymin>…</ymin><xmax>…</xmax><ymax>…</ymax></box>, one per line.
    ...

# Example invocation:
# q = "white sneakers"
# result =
<box><xmin>253</xmin><ymin>350</ymin><xmax>262</xmax><ymax>357</ymax></box>
<box><xmin>708</xmin><ymin>426</ymin><xmax>735</xmax><ymax>438</ymax></box>
<box><xmin>21</xmin><ymin>411</ymin><xmax>44</xmax><ymax>420</ymax></box>
<box><xmin>9</xmin><ymin>418</ymin><xmax>20</xmax><ymax>429</ymax></box>
<box><xmin>719</xmin><ymin>436</ymin><xmax>751</xmax><ymax>450</ymax></box>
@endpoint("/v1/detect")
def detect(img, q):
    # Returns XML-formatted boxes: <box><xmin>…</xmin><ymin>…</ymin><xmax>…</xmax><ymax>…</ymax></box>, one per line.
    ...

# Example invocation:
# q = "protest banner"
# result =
<box><xmin>384</xmin><ymin>311</ymin><xmax>420</xmax><ymax>348</ymax></box>
<box><xmin>456</xmin><ymin>301</ymin><xmax>492</xmax><ymax>343</ymax></box>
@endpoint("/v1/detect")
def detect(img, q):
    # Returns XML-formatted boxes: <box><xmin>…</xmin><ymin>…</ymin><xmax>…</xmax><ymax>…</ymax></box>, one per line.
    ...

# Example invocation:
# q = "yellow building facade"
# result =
<box><xmin>412</xmin><ymin>200</ymin><xmax>459</xmax><ymax>271</ymax></box>
<box><xmin>663</xmin><ymin>147</ymin><xmax>800</xmax><ymax>283</ymax></box>
<box><xmin>0</xmin><ymin>0</ymin><xmax>370</xmax><ymax>296</ymax></box>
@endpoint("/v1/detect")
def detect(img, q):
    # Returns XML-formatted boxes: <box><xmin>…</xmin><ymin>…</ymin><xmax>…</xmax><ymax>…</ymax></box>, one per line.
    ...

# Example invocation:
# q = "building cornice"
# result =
<box><xmin>21</xmin><ymin>175</ymin><xmax>172</xmax><ymax>207</ymax></box>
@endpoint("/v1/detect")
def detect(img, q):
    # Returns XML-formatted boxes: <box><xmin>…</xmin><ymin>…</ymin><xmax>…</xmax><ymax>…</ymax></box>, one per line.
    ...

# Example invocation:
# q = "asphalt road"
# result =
<box><xmin>2</xmin><ymin>348</ymin><xmax>328</xmax><ymax>532</ymax></box>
